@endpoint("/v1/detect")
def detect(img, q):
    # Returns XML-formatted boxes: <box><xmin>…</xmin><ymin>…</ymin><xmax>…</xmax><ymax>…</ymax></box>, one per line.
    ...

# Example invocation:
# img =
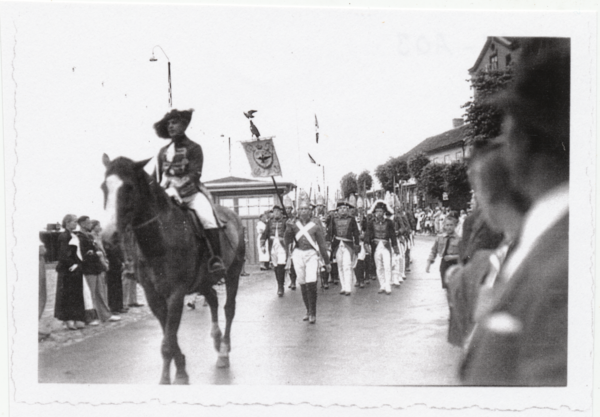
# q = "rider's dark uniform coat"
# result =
<box><xmin>157</xmin><ymin>136</ymin><xmax>203</xmax><ymax>198</ymax></box>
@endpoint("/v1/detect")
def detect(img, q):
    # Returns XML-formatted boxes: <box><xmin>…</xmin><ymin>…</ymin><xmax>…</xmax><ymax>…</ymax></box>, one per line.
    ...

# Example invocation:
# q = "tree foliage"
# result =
<box><xmin>374</xmin><ymin>157</ymin><xmax>410</xmax><ymax>192</ymax></box>
<box><xmin>443</xmin><ymin>161</ymin><xmax>471</xmax><ymax>210</ymax></box>
<box><xmin>357</xmin><ymin>170</ymin><xmax>373</xmax><ymax>195</ymax></box>
<box><xmin>461</xmin><ymin>68</ymin><xmax>513</xmax><ymax>146</ymax></box>
<box><xmin>418</xmin><ymin>163</ymin><xmax>445</xmax><ymax>201</ymax></box>
<box><xmin>340</xmin><ymin>172</ymin><xmax>358</xmax><ymax>199</ymax></box>
<box><xmin>408</xmin><ymin>152</ymin><xmax>430</xmax><ymax>180</ymax></box>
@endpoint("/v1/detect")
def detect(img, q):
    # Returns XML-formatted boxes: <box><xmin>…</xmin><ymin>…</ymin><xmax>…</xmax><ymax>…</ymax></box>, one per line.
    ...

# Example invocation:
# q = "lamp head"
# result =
<box><xmin>149</xmin><ymin>53</ymin><xmax>157</xmax><ymax>62</ymax></box>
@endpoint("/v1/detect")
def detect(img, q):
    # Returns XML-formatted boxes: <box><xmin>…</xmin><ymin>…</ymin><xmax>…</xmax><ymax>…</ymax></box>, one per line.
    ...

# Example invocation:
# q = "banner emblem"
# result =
<box><xmin>242</xmin><ymin>139</ymin><xmax>282</xmax><ymax>177</ymax></box>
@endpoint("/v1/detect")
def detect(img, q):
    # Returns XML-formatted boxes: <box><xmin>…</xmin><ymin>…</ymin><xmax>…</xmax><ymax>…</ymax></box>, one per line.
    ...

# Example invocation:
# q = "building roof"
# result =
<box><xmin>204</xmin><ymin>176</ymin><xmax>260</xmax><ymax>184</ymax></box>
<box><xmin>204</xmin><ymin>176</ymin><xmax>296</xmax><ymax>194</ymax></box>
<box><xmin>469</xmin><ymin>36</ymin><xmax>520</xmax><ymax>73</ymax></box>
<box><xmin>399</xmin><ymin>124</ymin><xmax>468</xmax><ymax>162</ymax></box>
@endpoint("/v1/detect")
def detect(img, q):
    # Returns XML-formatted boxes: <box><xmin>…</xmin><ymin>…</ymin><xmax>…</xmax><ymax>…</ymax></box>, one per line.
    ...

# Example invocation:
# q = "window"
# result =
<box><xmin>490</xmin><ymin>54</ymin><xmax>498</xmax><ymax>70</ymax></box>
<box><xmin>432</xmin><ymin>157</ymin><xmax>440</xmax><ymax>163</ymax></box>
<box><xmin>506</xmin><ymin>53</ymin><xmax>512</xmax><ymax>66</ymax></box>
<box><xmin>220</xmin><ymin>198</ymin><xmax>235</xmax><ymax>211</ymax></box>
<box><xmin>444</xmin><ymin>155</ymin><xmax>451</xmax><ymax>164</ymax></box>
<box><xmin>218</xmin><ymin>196</ymin><xmax>274</xmax><ymax>216</ymax></box>
<box><xmin>456</xmin><ymin>151</ymin><xmax>463</xmax><ymax>161</ymax></box>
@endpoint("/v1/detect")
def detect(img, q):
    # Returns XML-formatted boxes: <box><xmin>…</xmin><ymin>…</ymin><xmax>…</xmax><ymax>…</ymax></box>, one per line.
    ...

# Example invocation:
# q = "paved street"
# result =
<box><xmin>39</xmin><ymin>235</ymin><xmax>462</xmax><ymax>385</ymax></box>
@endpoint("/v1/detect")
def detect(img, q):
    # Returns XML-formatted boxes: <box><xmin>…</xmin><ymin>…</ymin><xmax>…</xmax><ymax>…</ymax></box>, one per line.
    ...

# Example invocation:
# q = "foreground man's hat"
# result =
<box><xmin>153</xmin><ymin>109</ymin><xmax>194</xmax><ymax>139</ymax></box>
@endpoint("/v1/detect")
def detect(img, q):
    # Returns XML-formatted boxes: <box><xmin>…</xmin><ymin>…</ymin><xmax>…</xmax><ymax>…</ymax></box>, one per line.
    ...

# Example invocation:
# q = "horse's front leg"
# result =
<box><xmin>140</xmin><ymin>282</ymin><xmax>172</xmax><ymax>385</ymax></box>
<box><xmin>164</xmin><ymin>289</ymin><xmax>189</xmax><ymax>385</ymax></box>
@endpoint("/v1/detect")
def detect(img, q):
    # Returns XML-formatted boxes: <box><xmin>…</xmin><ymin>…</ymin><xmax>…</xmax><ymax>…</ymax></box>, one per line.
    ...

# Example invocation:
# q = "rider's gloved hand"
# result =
<box><xmin>165</xmin><ymin>187</ymin><xmax>182</xmax><ymax>204</ymax></box>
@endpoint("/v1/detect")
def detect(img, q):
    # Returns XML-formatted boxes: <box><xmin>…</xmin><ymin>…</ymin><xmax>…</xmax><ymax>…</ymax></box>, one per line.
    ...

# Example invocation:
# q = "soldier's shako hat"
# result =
<box><xmin>348</xmin><ymin>194</ymin><xmax>357</xmax><ymax>209</ymax></box>
<box><xmin>153</xmin><ymin>109</ymin><xmax>194</xmax><ymax>139</ymax></box>
<box><xmin>369</xmin><ymin>199</ymin><xmax>392</xmax><ymax>215</ymax></box>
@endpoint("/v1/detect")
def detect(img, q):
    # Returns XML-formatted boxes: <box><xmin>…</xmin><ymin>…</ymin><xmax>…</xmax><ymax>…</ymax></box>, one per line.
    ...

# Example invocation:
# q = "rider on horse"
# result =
<box><xmin>152</xmin><ymin>108</ymin><xmax>226</xmax><ymax>279</ymax></box>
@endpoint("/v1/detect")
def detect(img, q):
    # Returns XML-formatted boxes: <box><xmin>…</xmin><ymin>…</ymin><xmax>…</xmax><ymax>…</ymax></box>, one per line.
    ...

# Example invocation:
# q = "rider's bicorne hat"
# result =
<box><xmin>153</xmin><ymin>109</ymin><xmax>194</xmax><ymax>139</ymax></box>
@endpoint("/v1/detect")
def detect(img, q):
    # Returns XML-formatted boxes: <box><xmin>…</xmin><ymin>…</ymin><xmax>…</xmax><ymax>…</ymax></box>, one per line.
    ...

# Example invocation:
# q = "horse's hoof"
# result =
<box><xmin>216</xmin><ymin>356</ymin><xmax>230</xmax><ymax>368</ymax></box>
<box><xmin>174</xmin><ymin>375</ymin><xmax>190</xmax><ymax>385</ymax></box>
<box><xmin>159</xmin><ymin>378</ymin><xmax>171</xmax><ymax>385</ymax></box>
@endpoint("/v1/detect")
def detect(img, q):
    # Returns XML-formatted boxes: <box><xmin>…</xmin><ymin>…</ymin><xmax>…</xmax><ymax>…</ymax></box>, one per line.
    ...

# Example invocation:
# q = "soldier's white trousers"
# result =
<box><xmin>374</xmin><ymin>242</ymin><xmax>392</xmax><ymax>292</ymax></box>
<box><xmin>270</xmin><ymin>238</ymin><xmax>287</xmax><ymax>266</ymax></box>
<box><xmin>292</xmin><ymin>249</ymin><xmax>319</xmax><ymax>284</ymax></box>
<box><xmin>391</xmin><ymin>239</ymin><xmax>406</xmax><ymax>284</ymax></box>
<box><xmin>184</xmin><ymin>192</ymin><xmax>219</xmax><ymax>229</ymax></box>
<box><xmin>336</xmin><ymin>243</ymin><xmax>353</xmax><ymax>293</ymax></box>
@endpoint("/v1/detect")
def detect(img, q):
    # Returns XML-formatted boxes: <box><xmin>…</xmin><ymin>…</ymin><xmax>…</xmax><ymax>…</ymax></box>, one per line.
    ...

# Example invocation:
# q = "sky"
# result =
<box><xmin>0</xmin><ymin>2</ymin><xmax>576</xmax><ymax>227</ymax></box>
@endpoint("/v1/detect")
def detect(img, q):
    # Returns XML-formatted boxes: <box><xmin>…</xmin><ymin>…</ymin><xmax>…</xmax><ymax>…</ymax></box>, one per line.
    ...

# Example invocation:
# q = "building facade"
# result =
<box><xmin>204</xmin><ymin>176</ymin><xmax>296</xmax><ymax>265</ymax></box>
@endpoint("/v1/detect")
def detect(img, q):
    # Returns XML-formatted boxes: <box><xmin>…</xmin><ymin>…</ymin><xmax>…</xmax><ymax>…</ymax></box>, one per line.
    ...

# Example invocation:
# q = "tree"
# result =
<box><xmin>374</xmin><ymin>157</ymin><xmax>410</xmax><ymax>192</ymax></box>
<box><xmin>418</xmin><ymin>162</ymin><xmax>445</xmax><ymax>201</ymax></box>
<box><xmin>443</xmin><ymin>161</ymin><xmax>471</xmax><ymax>210</ymax></box>
<box><xmin>462</xmin><ymin>67</ymin><xmax>513</xmax><ymax>147</ymax></box>
<box><xmin>340</xmin><ymin>172</ymin><xmax>358</xmax><ymax>199</ymax></box>
<box><xmin>408</xmin><ymin>152</ymin><xmax>430</xmax><ymax>180</ymax></box>
<box><xmin>357</xmin><ymin>170</ymin><xmax>373</xmax><ymax>196</ymax></box>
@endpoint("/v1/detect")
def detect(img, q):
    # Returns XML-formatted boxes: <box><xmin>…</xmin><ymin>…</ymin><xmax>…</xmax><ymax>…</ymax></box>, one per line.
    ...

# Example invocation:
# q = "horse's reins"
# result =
<box><xmin>132</xmin><ymin>214</ymin><xmax>160</xmax><ymax>229</ymax></box>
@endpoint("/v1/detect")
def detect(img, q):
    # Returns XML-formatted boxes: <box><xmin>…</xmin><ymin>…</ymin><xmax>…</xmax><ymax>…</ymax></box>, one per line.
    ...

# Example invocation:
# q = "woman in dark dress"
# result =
<box><xmin>54</xmin><ymin>214</ymin><xmax>85</xmax><ymax>330</ymax></box>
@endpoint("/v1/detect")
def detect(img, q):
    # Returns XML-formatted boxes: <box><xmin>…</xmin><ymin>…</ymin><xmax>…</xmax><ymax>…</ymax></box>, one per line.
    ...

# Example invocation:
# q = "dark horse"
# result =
<box><xmin>101</xmin><ymin>154</ymin><xmax>245</xmax><ymax>384</ymax></box>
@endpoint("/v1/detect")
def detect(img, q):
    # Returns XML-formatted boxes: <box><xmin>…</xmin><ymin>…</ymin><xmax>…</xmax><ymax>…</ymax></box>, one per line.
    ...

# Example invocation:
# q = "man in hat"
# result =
<box><xmin>152</xmin><ymin>109</ymin><xmax>225</xmax><ymax>279</ymax></box>
<box><xmin>284</xmin><ymin>195</ymin><xmax>331</xmax><ymax>324</ymax></box>
<box><xmin>326</xmin><ymin>200</ymin><xmax>360</xmax><ymax>295</ymax></box>
<box><xmin>260</xmin><ymin>204</ymin><xmax>288</xmax><ymax>296</ymax></box>
<box><xmin>365</xmin><ymin>201</ymin><xmax>399</xmax><ymax>295</ymax></box>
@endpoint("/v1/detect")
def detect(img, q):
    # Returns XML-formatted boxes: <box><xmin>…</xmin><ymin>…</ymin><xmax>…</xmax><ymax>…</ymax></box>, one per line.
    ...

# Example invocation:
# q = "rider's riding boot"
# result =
<box><xmin>300</xmin><ymin>284</ymin><xmax>309</xmax><ymax>321</ymax></box>
<box><xmin>205</xmin><ymin>228</ymin><xmax>226</xmax><ymax>280</ymax></box>
<box><xmin>307</xmin><ymin>282</ymin><xmax>317</xmax><ymax>324</ymax></box>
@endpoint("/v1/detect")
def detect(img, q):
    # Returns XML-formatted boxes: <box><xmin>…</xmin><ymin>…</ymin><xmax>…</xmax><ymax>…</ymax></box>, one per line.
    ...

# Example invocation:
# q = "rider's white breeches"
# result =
<box><xmin>183</xmin><ymin>192</ymin><xmax>219</xmax><ymax>229</ymax></box>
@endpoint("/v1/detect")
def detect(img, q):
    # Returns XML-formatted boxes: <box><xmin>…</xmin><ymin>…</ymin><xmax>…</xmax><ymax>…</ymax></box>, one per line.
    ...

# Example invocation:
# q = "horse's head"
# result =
<box><xmin>101</xmin><ymin>153</ymin><xmax>152</xmax><ymax>241</ymax></box>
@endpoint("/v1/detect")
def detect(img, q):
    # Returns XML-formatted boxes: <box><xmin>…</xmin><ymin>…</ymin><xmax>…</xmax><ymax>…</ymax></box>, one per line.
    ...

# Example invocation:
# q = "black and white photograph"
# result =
<box><xmin>1</xmin><ymin>1</ymin><xmax>596</xmax><ymax>416</ymax></box>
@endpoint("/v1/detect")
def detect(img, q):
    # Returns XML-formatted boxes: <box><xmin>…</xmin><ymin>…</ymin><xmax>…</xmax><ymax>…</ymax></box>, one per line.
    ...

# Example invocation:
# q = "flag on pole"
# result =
<box><xmin>241</xmin><ymin>139</ymin><xmax>283</xmax><ymax>177</ymax></box>
<box><xmin>315</xmin><ymin>114</ymin><xmax>319</xmax><ymax>143</ymax></box>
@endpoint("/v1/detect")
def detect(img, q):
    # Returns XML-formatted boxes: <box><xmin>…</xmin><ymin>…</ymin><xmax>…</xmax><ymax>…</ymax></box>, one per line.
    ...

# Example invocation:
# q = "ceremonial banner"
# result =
<box><xmin>241</xmin><ymin>139</ymin><xmax>283</xmax><ymax>177</ymax></box>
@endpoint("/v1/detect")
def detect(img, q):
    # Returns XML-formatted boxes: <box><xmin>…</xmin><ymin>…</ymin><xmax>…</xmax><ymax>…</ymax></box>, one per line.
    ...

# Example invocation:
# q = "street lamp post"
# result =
<box><xmin>149</xmin><ymin>45</ymin><xmax>172</xmax><ymax>108</ymax></box>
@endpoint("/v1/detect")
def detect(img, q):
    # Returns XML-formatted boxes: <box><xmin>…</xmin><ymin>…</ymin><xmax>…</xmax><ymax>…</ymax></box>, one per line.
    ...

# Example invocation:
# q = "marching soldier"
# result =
<box><xmin>260</xmin><ymin>204</ymin><xmax>288</xmax><ymax>296</ymax></box>
<box><xmin>285</xmin><ymin>194</ymin><xmax>331</xmax><ymax>324</ymax></box>
<box><xmin>327</xmin><ymin>200</ymin><xmax>360</xmax><ymax>295</ymax></box>
<box><xmin>365</xmin><ymin>200</ymin><xmax>399</xmax><ymax>295</ymax></box>
<box><xmin>283</xmin><ymin>195</ymin><xmax>298</xmax><ymax>290</ymax></box>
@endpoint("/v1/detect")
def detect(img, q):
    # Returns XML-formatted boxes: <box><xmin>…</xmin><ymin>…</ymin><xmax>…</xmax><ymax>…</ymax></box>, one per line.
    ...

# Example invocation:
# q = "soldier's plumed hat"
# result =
<box><xmin>368</xmin><ymin>199</ymin><xmax>393</xmax><ymax>215</ymax></box>
<box><xmin>153</xmin><ymin>109</ymin><xmax>194</xmax><ymax>139</ymax></box>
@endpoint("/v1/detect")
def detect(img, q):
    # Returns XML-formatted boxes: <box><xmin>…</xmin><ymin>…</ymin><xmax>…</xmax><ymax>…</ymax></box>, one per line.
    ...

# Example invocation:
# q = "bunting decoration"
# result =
<box><xmin>241</xmin><ymin>139</ymin><xmax>282</xmax><ymax>177</ymax></box>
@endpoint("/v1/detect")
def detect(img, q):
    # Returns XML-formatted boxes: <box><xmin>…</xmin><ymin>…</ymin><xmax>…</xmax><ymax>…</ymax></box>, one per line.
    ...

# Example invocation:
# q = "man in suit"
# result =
<box><xmin>460</xmin><ymin>38</ymin><xmax>570</xmax><ymax>386</ymax></box>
